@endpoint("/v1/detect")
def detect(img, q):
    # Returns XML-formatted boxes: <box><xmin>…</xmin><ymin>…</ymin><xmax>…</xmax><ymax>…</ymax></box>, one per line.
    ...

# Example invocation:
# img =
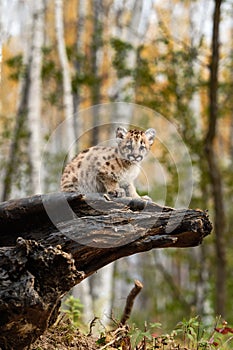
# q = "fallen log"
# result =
<box><xmin>0</xmin><ymin>192</ymin><xmax>212</xmax><ymax>349</ymax></box>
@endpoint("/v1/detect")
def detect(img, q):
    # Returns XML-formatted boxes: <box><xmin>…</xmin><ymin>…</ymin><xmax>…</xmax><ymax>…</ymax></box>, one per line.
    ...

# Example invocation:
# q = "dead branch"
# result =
<box><xmin>120</xmin><ymin>280</ymin><xmax>143</xmax><ymax>325</ymax></box>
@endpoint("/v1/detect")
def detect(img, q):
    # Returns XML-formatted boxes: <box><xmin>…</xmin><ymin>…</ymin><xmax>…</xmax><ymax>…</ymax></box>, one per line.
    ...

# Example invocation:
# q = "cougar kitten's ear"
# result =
<box><xmin>145</xmin><ymin>128</ymin><xmax>156</xmax><ymax>145</ymax></box>
<box><xmin>116</xmin><ymin>127</ymin><xmax>128</xmax><ymax>143</ymax></box>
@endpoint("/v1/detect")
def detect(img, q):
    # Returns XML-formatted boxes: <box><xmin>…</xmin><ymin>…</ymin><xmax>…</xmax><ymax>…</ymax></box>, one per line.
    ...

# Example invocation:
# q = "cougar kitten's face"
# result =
<box><xmin>116</xmin><ymin>127</ymin><xmax>156</xmax><ymax>163</ymax></box>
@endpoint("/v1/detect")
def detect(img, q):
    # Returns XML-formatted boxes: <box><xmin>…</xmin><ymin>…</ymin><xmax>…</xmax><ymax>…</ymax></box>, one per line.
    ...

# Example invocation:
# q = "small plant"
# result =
<box><xmin>129</xmin><ymin>322</ymin><xmax>164</xmax><ymax>349</ymax></box>
<box><xmin>174</xmin><ymin>316</ymin><xmax>233</xmax><ymax>350</ymax></box>
<box><xmin>175</xmin><ymin>316</ymin><xmax>201</xmax><ymax>348</ymax></box>
<box><xmin>61</xmin><ymin>295</ymin><xmax>83</xmax><ymax>328</ymax></box>
<box><xmin>126</xmin><ymin>316</ymin><xmax>233</xmax><ymax>349</ymax></box>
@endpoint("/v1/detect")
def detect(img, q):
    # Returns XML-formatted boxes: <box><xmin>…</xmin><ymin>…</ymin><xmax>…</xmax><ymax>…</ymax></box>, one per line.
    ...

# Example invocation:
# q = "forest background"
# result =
<box><xmin>0</xmin><ymin>0</ymin><xmax>233</xmax><ymax>333</ymax></box>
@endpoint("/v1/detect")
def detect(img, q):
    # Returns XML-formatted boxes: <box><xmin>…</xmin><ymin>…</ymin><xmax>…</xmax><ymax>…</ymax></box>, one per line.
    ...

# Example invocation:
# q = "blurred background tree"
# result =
<box><xmin>0</xmin><ymin>0</ymin><xmax>232</xmax><ymax>332</ymax></box>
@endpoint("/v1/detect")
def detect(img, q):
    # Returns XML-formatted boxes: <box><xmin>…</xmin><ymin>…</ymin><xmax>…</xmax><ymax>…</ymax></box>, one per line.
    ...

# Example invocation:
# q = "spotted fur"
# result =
<box><xmin>60</xmin><ymin>127</ymin><xmax>156</xmax><ymax>197</ymax></box>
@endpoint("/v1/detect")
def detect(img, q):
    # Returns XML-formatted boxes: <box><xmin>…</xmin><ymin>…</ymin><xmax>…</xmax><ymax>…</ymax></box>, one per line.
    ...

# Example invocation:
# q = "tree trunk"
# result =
<box><xmin>1</xmin><ymin>1</ymin><xmax>45</xmax><ymax>201</ymax></box>
<box><xmin>1</xmin><ymin>75</ymin><xmax>29</xmax><ymax>201</ymax></box>
<box><xmin>0</xmin><ymin>0</ymin><xmax>3</xmax><ymax>83</ymax></box>
<box><xmin>72</xmin><ymin>278</ymin><xmax>94</xmax><ymax>324</ymax></box>
<box><xmin>109</xmin><ymin>0</ymin><xmax>142</xmax><ymax>103</ymax></box>
<box><xmin>72</xmin><ymin>0</ymin><xmax>91</xmax><ymax>307</ymax></box>
<box><xmin>109</xmin><ymin>0</ymin><xmax>152</xmax><ymax>130</ymax></box>
<box><xmin>0</xmin><ymin>192</ymin><xmax>212</xmax><ymax>349</ymax></box>
<box><xmin>204</xmin><ymin>0</ymin><xmax>226</xmax><ymax>317</ymax></box>
<box><xmin>72</xmin><ymin>0</ymin><xmax>87</xmax><ymax>152</ymax></box>
<box><xmin>55</xmin><ymin>0</ymin><xmax>76</xmax><ymax>159</ymax></box>
<box><xmin>87</xmin><ymin>1</ymin><xmax>116</xmax><ymax>323</ymax></box>
<box><xmin>90</xmin><ymin>0</ymin><xmax>103</xmax><ymax>146</ymax></box>
<box><xmin>27</xmin><ymin>0</ymin><xmax>45</xmax><ymax>195</ymax></box>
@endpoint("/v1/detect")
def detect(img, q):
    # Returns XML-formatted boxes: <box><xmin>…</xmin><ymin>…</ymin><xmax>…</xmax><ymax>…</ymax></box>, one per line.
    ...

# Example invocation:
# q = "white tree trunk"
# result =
<box><xmin>109</xmin><ymin>0</ymin><xmax>153</xmax><ymax>131</ymax></box>
<box><xmin>55</xmin><ymin>0</ymin><xmax>76</xmax><ymax>159</ymax></box>
<box><xmin>109</xmin><ymin>0</ymin><xmax>152</xmax><ymax>104</ymax></box>
<box><xmin>86</xmin><ymin>1</ymin><xmax>154</xmax><ymax>324</ymax></box>
<box><xmin>91</xmin><ymin>264</ymin><xmax>115</xmax><ymax>326</ymax></box>
<box><xmin>108</xmin><ymin>2</ymin><xmax>153</xmax><ymax>309</ymax></box>
<box><xmin>72</xmin><ymin>279</ymin><xmax>94</xmax><ymax>324</ymax></box>
<box><xmin>27</xmin><ymin>0</ymin><xmax>45</xmax><ymax>195</ymax></box>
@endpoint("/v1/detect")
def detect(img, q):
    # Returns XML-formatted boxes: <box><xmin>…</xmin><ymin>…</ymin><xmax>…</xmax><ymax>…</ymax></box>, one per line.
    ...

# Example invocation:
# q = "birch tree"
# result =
<box><xmin>109</xmin><ymin>0</ymin><xmax>152</xmax><ymax>102</ymax></box>
<box><xmin>1</xmin><ymin>0</ymin><xmax>44</xmax><ymax>200</ymax></box>
<box><xmin>72</xmin><ymin>0</ymin><xmax>87</xmax><ymax>152</ymax></box>
<box><xmin>109</xmin><ymin>0</ymin><xmax>153</xmax><ymax>131</ymax></box>
<box><xmin>90</xmin><ymin>0</ymin><xmax>103</xmax><ymax>145</ymax></box>
<box><xmin>107</xmin><ymin>0</ymin><xmax>153</xmax><ymax>316</ymax></box>
<box><xmin>55</xmin><ymin>0</ymin><xmax>76</xmax><ymax>159</ymax></box>
<box><xmin>27</xmin><ymin>0</ymin><xmax>45</xmax><ymax>195</ymax></box>
<box><xmin>75</xmin><ymin>0</ymin><xmax>114</xmax><ymax>324</ymax></box>
<box><xmin>86</xmin><ymin>0</ymin><xmax>151</xmax><ymax>325</ymax></box>
<box><xmin>70</xmin><ymin>2</ymin><xmax>89</xmax><ymax>313</ymax></box>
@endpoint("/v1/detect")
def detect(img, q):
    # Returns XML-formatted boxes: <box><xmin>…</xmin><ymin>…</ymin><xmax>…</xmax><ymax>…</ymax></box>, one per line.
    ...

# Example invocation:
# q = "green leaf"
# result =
<box><xmin>149</xmin><ymin>322</ymin><xmax>162</xmax><ymax>329</ymax></box>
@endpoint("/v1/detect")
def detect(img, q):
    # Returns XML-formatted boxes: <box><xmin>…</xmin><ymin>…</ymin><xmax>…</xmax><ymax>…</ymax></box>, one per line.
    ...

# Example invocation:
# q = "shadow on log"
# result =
<box><xmin>0</xmin><ymin>192</ymin><xmax>212</xmax><ymax>349</ymax></box>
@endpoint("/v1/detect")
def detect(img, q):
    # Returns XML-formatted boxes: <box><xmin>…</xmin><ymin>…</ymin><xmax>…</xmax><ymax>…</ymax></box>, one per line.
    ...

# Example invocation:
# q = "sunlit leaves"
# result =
<box><xmin>5</xmin><ymin>54</ymin><xmax>24</xmax><ymax>80</ymax></box>
<box><xmin>110</xmin><ymin>37</ymin><xmax>133</xmax><ymax>78</ymax></box>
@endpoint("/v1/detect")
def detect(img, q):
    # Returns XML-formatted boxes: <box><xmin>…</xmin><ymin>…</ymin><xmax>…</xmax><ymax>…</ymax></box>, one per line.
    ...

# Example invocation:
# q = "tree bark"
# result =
<box><xmin>90</xmin><ymin>0</ymin><xmax>103</xmax><ymax>146</ymax></box>
<box><xmin>1</xmin><ymin>68</ymin><xmax>30</xmax><ymax>201</ymax></box>
<box><xmin>27</xmin><ymin>0</ymin><xmax>45</xmax><ymax>195</ymax></box>
<box><xmin>55</xmin><ymin>0</ymin><xmax>76</xmax><ymax>159</ymax></box>
<box><xmin>72</xmin><ymin>0</ymin><xmax>87</xmax><ymax>152</ymax></box>
<box><xmin>1</xmin><ymin>1</ymin><xmax>45</xmax><ymax>201</ymax></box>
<box><xmin>204</xmin><ymin>0</ymin><xmax>226</xmax><ymax>317</ymax></box>
<box><xmin>0</xmin><ymin>192</ymin><xmax>212</xmax><ymax>349</ymax></box>
<box><xmin>109</xmin><ymin>0</ymin><xmax>148</xmax><ymax>103</ymax></box>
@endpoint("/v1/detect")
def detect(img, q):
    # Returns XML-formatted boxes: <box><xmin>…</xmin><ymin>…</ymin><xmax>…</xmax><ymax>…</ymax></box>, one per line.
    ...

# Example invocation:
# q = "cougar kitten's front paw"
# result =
<box><xmin>108</xmin><ymin>188</ymin><xmax>126</xmax><ymax>198</ymax></box>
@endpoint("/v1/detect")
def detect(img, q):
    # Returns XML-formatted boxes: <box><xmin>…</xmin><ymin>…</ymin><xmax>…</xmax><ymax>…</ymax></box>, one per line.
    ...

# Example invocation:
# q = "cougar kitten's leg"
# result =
<box><xmin>122</xmin><ymin>182</ymin><xmax>140</xmax><ymax>198</ymax></box>
<box><xmin>97</xmin><ymin>172</ymin><xmax>125</xmax><ymax>197</ymax></box>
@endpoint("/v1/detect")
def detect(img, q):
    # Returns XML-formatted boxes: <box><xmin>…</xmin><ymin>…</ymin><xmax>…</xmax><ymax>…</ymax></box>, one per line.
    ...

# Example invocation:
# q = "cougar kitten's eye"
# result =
<box><xmin>140</xmin><ymin>145</ymin><xmax>146</xmax><ymax>151</ymax></box>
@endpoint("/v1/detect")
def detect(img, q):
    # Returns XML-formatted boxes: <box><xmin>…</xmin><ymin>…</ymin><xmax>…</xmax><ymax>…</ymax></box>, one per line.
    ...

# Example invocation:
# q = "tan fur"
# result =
<box><xmin>60</xmin><ymin>127</ymin><xmax>156</xmax><ymax>198</ymax></box>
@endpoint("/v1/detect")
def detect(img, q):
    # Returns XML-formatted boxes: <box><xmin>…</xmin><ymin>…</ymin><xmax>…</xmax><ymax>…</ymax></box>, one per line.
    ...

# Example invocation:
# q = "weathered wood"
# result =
<box><xmin>0</xmin><ymin>239</ymin><xmax>84</xmax><ymax>350</ymax></box>
<box><xmin>0</xmin><ymin>192</ymin><xmax>212</xmax><ymax>349</ymax></box>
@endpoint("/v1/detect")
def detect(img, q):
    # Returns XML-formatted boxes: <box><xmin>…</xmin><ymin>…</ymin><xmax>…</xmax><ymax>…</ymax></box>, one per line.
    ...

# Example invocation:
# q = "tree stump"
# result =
<box><xmin>0</xmin><ymin>193</ymin><xmax>212</xmax><ymax>349</ymax></box>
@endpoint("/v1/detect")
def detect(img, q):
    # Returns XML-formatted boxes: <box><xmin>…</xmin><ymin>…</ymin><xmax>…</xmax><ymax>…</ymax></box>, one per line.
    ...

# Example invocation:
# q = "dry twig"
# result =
<box><xmin>120</xmin><ymin>280</ymin><xmax>143</xmax><ymax>325</ymax></box>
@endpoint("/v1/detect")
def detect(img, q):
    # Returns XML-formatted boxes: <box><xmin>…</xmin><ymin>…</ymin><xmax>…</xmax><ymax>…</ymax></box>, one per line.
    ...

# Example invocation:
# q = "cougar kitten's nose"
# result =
<box><xmin>127</xmin><ymin>154</ymin><xmax>142</xmax><ymax>162</ymax></box>
<box><xmin>127</xmin><ymin>155</ymin><xmax>135</xmax><ymax>161</ymax></box>
<box><xmin>135</xmin><ymin>155</ymin><xmax>142</xmax><ymax>161</ymax></box>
